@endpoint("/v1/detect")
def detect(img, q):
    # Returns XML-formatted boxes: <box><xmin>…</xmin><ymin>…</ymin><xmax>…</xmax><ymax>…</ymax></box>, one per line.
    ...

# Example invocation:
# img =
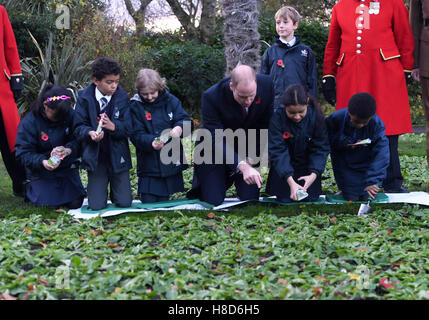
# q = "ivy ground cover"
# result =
<box><xmin>1</xmin><ymin>205</ymin><xmax>428</xmax><ymax>300</ymax></box>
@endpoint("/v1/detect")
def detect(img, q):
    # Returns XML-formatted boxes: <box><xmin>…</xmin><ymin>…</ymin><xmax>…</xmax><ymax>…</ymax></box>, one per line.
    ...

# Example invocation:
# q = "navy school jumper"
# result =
<box><xmin>129</xmin><ymin>90</ymin><xmax>191</xmax><ymax>197</ymax></box>
<box><xmin>15</xmin><ymin>107</ymin><xmax>85</xmax><ymax>205</ymax></box>
<box><xmin>266</xmin><ymin>103</ymin><xmax>330</xmax><ymax>201</ymax></box>
<box><xmin>326</xmin><ymin>108</ymin><xmax>390</xmax><ymax>196</ymax></box>
<box><xmin>72</xmin><ymin>83</ymin><xmax>132</xmax><ymax>174</ymax></box>
<box><xmin>260</xmin><ymin>35</ymin><xmax>318</xmax><ymax>108</ymax></box>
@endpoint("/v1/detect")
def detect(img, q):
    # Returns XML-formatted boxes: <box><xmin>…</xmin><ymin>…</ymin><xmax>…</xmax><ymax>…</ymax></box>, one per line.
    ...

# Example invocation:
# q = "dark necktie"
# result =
<box><xmin>242</xmin><ymin>106</ymin><xmax>248</xmax><ymax>119</ymax></box>
<box><xmin>100</xmin><ymin>97</ymin><xmax>108</xmax><ymax>113</ymax></box>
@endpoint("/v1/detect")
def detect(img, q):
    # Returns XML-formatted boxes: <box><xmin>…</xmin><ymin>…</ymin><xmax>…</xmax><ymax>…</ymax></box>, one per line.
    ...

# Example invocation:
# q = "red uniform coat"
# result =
<box><xmin>0</xmin><ymin>5</ymin><xmax>22</xmax><ymax>152</ymax></box>
<box><xmin>323</xmin><ymin>0</ymin><xmax>414</xmax><ymax>136</ymax></box>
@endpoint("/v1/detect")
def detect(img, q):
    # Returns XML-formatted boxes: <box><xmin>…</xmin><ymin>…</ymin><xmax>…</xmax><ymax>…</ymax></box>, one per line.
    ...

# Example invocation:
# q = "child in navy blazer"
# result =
<box><xmin>326</xmin><ymin>92</ymin><xmax>390</xmax><ymax>201</ymax></box>
<box><xmin>267</xmin><ymin>84</ymin><xmax>330</xmax><ymax>202</ymax></box>
<box><xmin>73</xmin><ymin>57</ymin><xmax>133</xmax><ymax>210</ymax></box>
<box><xmin>260</xmin><ymin>6</ymin><xmax>318</xmax><ymax>108</ymax></box>
<box><xmin>130</xmin><ymin>68</ymin><xmax>191</xmax><ymax>203</ymax></box>
<box><xmin>15</xmin><ymin>85</ymin><xmax>85</xmax><ymax>208</ymax></box>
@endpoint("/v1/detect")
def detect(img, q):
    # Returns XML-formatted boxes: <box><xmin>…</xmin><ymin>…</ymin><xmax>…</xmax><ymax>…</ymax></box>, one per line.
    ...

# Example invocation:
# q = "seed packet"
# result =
<box><xmin>296</xmin><ymin>189</ymin><xmax>309</xmax><ymax>201</ymax></box>
<box><xmin>348</xmin><ymin>138</ymin><xmax>371</xmax><ymax>146</ymax></box>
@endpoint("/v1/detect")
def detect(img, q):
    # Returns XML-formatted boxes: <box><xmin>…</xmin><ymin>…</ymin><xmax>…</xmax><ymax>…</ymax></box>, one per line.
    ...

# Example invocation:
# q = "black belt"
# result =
<box><xmin>425</xmin><ymin>19</ymin><xmax>429</xmax><ymax>27</ymax></box>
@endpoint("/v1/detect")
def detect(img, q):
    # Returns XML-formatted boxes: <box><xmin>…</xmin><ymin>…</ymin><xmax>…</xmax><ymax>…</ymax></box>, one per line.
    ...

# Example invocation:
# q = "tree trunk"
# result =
<box><xmin>123</xmin><ymin>0</ymin><xmax>153</xmax><ymax>38</ymax></box>
<box><xmin>200</xmin><ymin>0</ymin><xmax>217</xmax><ymax>44</ymax></box>
<box><xmin>223</xmin><ymin>0</ymin><xmax>261</xmax><ymax>76</ymax></box>
<box><xmin>165</xmin><ymin>0</ymin><xmax>199</xmax><ymax>39</ymax></box>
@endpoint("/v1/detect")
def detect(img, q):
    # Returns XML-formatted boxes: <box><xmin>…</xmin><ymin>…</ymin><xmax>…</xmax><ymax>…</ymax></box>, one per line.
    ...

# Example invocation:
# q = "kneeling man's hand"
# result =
<box><xmin>238</xmin><ymin>162</ymin><xmax>262</xmax><ymax>188</ymax></box>
<box><xmin>365</xmin><ymin>184</ymin><xmax>380</xmax><ymax>199</ymax></box>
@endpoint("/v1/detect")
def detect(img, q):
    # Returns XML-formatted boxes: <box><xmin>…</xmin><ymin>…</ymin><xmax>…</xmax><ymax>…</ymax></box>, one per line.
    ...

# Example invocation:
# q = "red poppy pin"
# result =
<box><xmin>145</xmin><ymin>112</ymin><xmax>152</xmax><ymax>121</ymax></box>
<box><xmin>277</xmin><ymin>59</ymin><xmax>285</xmax><ymax>68</ymax></box>
<box><xmin>41</xmin><ymin>132</ymin><xmax>49</xmax><ymax>141</ymax></box>
<box><xmin>283</xmin><ymin>131</ymin><xmax>293</xmax><ymax>139</ymax></box>
<box><xmin>255</xmin><ymin>97</ymin><xmax>261</xmax><ymax>105</ymax></box>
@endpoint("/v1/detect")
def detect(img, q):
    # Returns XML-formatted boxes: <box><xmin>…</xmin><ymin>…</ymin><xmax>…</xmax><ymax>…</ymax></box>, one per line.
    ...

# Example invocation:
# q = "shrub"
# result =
<box><xmin>6</xmin><ymin>7</ymin><xmax>56</xmax><ymax>59</ymax></box>
<box><xmin>18</xmin><ymin>33</ymin><xmax>92</xmax><ymax>116</ymax></box>
<box><xmin>408</xmin><ymin>82</ymin><xmax>425</xmax><ymax>126</ymax></box>
<box><xmin>142</xmin><ymin>40</ymin><xmax>226</xmax><ymax>117</ymax></box>
<box><xmin>71</xmin><ymin>12</ymin><xmax>148</xmax><ymax>95</ymax></box>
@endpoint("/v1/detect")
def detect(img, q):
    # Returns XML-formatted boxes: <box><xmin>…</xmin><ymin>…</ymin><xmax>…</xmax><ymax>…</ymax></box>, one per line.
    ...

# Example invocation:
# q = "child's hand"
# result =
<box><xmin>152</xmin><ymin>140</ymin><xmax>164</xmax><ymax>150</ymax></box>
<box><xmin>89</xmin><ymin>130</ymin><xmax>104</xmax><ymax>142</ymax></box>
<box><xmin>50</xmin><ymin>146</ymin><xmax>62</xmax><ymax>157</ymax></box>
<box><xmin>50</xmin><ymin>146</ymin><xmax>72</xmax><ymax>159</ymax></box>
<box><xmin>42</xmin><ymin>159</ymin><xmax>60</xmax><ymax>171</ymax></box>
<box><xmin>286</xmin><ymin>177</ymin><xmax>301</xmax><ymax>201</ymax></box>
<box><xmin>100</xmin><ymin>113</ymin><xmax>115</xmax><ymax>131</ymax></box>
<box><xmin>297</xmin><ymin>173</ymin><xmax>317</xmax><ymax>191</ymax></box>
<box><xmin>365</xmin><ymin>184</ymin><xmax>380</xmax><ymax>199</ymax></box>
<box><xmin>169</xmin><ymin>126</ymin><xmax>182</xmax><ymax>138</ymax></box>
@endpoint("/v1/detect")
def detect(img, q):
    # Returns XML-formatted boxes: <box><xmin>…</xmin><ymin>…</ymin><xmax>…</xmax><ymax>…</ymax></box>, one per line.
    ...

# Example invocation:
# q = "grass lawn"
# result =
<box><xmin>0</xmin><ymin>133</ymin><xmax>428</xmax><ymax>300</ymax></box>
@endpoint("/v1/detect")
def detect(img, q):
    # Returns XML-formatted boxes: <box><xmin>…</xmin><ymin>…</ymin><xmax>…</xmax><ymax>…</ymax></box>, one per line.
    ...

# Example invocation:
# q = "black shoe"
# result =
<box><xmin>384</xmin><ymin>186</ymin><xmax>409</xmax><ymax>193</ymax></box>
<box><xmin>13</xmin><ymin>186</ymin><xmax>25</xmax><ymax>198</ymax></box>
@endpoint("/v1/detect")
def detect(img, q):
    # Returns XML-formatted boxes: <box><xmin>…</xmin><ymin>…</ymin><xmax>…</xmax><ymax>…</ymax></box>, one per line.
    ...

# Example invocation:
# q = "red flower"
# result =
<box><xmin>145</xmin><ymin>113</ymin><xmax>152</xmax><ymax>121</ymax></box>
<box><xmin>255</xmin><ymin>97</ymin><xmax>261</xmax><ymax>105</ymax></box>
<box><xmin>380</xmin><ymin>278</ymin><xmax>394</xmax><ymax>289</ymax></box>
<box><xmin>277</xmin><ymin>59</ymin><xmax>285</xmax><ymax>68</ymax></box>
<box><xmin>283</xmin><ymin>131</ymin><xmax>291</xmax><ymax>139</ymax></box>
<box><xmin>41</xmin><ymin>133</ymin><xmax>49</xmax><ymax>141</ymax></box>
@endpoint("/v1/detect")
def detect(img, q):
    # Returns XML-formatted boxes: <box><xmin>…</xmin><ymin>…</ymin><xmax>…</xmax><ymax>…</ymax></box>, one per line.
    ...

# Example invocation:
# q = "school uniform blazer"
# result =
<box><xmin>323</xmin><ymin>0</ymin><xmax>414</xmax><ymax>136</ymax></box>
<box><xmin>0</xmin><ymin>5</ymin><xmax>23</xmax><ymax>152</ymax></box>
<box><xmin>326</xmin><ymin>108</ymin><xmax>390</xmax><ymax>193</ymax></box>
<box><xmin>410</xmin><ymin>0</ymin><xmax>429</xmax><ymax>77</ymax></box>
<box><xmin>73</xmin><ymin>83</ymin><xmax>132</xmax><ymax>174</ymax></box>
<box><xmin>15</xmin><ymin>108</ymin><xmax>80</xmax><ymax>180</ymax></box>
<box><xmin>130</xmin><ymin>90</ymin><xmax>191</xmax><ymax>178</ymax></box>
<box><xmin>268</xmin><ymin>104</ymin><xmax>330</xmax><ymax>181</ymax></box>
<box><xmin>260</xmin><ymin>35</ymin><xmax>318</xmax><ymax>104</ymax></box>
<box><xmin>200</xmin><ymin>74</ymin><xmax>274</xmax><ymax>171</ymax></box>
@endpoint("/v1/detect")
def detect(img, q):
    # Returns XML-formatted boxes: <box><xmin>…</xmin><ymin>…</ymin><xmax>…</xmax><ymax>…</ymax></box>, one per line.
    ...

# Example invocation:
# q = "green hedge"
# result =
<box><xmin>137</xmin><ymin>39</ymin><xmax>226</xmax><ymax>118</ymax></box>
<box><xmin>7</xmin><ymin>8</ymin><xmax>56</xmax><ymax>59</ymax></box>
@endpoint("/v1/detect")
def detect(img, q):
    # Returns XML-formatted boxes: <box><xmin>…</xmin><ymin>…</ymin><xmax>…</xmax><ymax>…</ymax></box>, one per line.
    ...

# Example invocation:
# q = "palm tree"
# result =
<box><xmin>223</xmin><ymin>0</ymin><xmax>261</xmax><ymax>76</ymax></box>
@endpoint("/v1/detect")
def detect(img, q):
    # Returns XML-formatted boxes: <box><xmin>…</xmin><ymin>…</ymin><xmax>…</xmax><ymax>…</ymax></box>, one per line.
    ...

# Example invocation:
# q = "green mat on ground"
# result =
<box><xmin>259</xmin><ymin>197</ymin><xmax>326</xmax><ymax>205</ymax></box>
<box><xmin>325</xmin><ymin>192</ymin><xmax>389</xmax><ymax>204</ymax></box>
<box><xmin>80</xmin><ymin>198</ymin><xmax>214</xmax><ymax>213</ymax></box>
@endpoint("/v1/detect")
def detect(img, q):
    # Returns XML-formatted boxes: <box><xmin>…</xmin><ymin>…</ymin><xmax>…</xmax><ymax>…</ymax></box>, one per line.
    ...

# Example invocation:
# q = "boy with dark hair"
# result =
<box><xmin>73</xmin><ymin>57</ymin><xmax>133</xmax><ymax>210</ymax></box>
<box><xmin>326</xmin><ymin>92</ymin><xmax>390</xmax><ymax>201</ymax></box>
<box><xmin>260</xmin><ymin>6</ymin><xmax>318</xmax><ymax>108</ymax></box>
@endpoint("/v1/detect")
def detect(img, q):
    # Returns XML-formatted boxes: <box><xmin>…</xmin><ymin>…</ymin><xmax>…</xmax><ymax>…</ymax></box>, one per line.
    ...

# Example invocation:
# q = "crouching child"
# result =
<box><xmin>326</xmin><ymin>92</ymin><xmax>390</xmax><ymax>201</ymax></box>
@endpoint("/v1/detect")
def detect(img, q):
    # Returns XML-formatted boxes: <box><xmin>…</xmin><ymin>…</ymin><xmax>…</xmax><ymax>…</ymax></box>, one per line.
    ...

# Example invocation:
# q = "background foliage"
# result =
<box><xmin>4</xmin><ymin>0</ymin><xmax>423</xmax><ymax>124</ymax></box>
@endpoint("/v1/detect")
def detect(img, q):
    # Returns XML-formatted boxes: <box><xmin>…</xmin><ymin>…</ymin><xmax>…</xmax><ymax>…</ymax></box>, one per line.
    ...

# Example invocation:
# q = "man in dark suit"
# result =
<box><xmin>187</xmin><ymin>65</ymin><xmax>275</xmax><ymax>206</ymax></box>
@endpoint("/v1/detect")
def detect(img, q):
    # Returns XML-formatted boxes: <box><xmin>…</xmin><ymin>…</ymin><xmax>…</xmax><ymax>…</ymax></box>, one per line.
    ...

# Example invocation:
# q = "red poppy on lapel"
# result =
<box><xmin>145</xmin><ymin>113</ymin><xmax>152</xmax><ymax>121</ymax></box>
<box><xmin>277</xmin><ymin>59</ymin><xmax>285</xmax><ymax>68</ymax></box>
<box><xmin>41</xmin><ymin>132</ymin><xmax>49</xmax><ymax>141</ymax></box>
<box><xmin>283</xmin><ymin>131</ymin><xmax>291</xmax><ymax>139</ymax></box>
<box><xmin>255</xmin><ymin>97</ymin><xmax>261</xmax><ymax>104</ymax></box>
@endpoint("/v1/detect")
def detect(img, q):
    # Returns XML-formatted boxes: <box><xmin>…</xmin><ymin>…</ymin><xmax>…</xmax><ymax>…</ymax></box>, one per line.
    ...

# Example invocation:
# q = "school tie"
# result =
<box><xmin>242</xmin><ymin>106</ymin><xmax>248</xmax><ymax>119</ymax></box>
<box><xmin>100</xmin><ymin>97</ymin><xmax>108</xmax><ymax>113</ymax></box>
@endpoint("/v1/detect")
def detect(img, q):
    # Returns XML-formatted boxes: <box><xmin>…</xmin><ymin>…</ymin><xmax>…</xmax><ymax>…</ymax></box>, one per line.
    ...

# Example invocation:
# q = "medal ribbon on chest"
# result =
<box><xmin>369</xmin><ymin>1</ymin><xmax>380</xmax><ymax>15</ymax></box>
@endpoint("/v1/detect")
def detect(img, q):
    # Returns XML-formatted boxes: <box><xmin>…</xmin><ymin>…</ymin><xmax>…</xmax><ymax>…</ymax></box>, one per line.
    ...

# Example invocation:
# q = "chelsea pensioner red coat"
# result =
<box><xmin>0</xmin><ymin>5</ymin><xmax>22</xmax><ymax>152</ymax></box>
<box><xmin>323</xmin><ymin>0</ymin><xmax>415</xmax><ymax>136</ymax></box>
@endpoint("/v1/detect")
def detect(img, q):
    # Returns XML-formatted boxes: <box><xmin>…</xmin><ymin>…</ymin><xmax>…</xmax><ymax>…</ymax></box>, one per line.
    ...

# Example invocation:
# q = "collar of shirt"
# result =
<box><xmin>279</xmin><ymin>36</ymin><xmax>296</xmax><ymax>47</ymax></box>
<box><xmin>95</xmin><ymin>87</ymin><xmax>112</xmax><ymax>106</ymax></box>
